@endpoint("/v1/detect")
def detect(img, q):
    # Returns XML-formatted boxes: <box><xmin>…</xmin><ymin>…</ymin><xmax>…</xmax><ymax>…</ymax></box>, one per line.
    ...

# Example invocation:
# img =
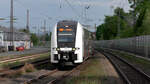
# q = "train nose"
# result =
<box><xmin>55</xmin><ymin>48</ymin><xmax>80</xmax><ymax>52</ymax></box>
<box><xmin>63</xmin><ymin>55</ymin><xmax>69</xmax><ymax>60</ymax></box>
<box><xmin>56</xmin><ymin>51</ymin><xmax>77</xmax><ymax>61</ymax></box>
<box><xmin>59</xmin><ymin>48</ymin><xmax>72</xmax><ymax>52</ymax></box>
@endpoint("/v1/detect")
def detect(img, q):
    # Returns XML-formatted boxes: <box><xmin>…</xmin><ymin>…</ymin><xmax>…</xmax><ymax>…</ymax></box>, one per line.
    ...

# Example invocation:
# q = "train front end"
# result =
<box><xmin>51</xmin><ymin>20</ymin><xmax>84</xmax><ymax>66</ymax></box>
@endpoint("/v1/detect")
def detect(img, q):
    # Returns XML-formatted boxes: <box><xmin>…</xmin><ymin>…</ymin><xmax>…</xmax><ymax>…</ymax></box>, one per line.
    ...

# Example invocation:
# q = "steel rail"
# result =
<box><xmin>101</xmin><ymin>49</ymin><xmax>150</xmax><ymax>84</ymax></box>
<box><xmin>24</xmin><ymin>69</ymin><xmax>58</xmax><ymax>84</ymax></box>
<box><xmin>47</xmin><ymin>57</ymin><xmax>90</xmax><ymax>84</ymax></box>
<box><xmin>0</xmin><ymin>51</ymin><xmax>49</xmax><ymax>64</ymax></box>
<box><xmin>100</xmin><ymin>50</ymin><xmax>131</xmax><ymax>84</ymax></box>
<box><xmin>0</xmin><ymin>58</ymin><xmax>50</xmax><ymax>78</ymax></box>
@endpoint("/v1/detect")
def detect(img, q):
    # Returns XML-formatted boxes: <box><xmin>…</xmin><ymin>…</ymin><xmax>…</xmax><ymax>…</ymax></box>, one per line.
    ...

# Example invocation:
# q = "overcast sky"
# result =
<box><xmin>0</xmin><ymin>0</ymin><xmax>130</xmax><ymax>32</ymax></box>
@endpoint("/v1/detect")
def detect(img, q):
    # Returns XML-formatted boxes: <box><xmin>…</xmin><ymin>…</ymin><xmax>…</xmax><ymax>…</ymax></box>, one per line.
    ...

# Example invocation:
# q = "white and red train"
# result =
<box><xmin>51</xmin><ymin>20</ymin><xmax>92</xmax><ymax>66</ymax></box>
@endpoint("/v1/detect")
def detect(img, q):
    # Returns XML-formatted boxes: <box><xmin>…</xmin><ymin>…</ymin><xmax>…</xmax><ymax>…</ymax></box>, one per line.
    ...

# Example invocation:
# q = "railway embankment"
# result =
<box><xmin>102</xmin><ymin>48</ymin><xmax>150</xmax><ymax>77</ymax></box>
<box><xmin>0</xmin><ymin>50</ymin><xmax>124</xmax><ymax>84</ymax></box>
<box><xmin>0</xmin><ymin>52</ymin><xmax>52</xmax><ymax>84</ymax></box>
<box><xmin>0</xmin><ymin>52</ymin><xmax>50</xmax><ymax>69</ymax></box>
<box><xmin>0</xmin><ymin>53</ymin><xmax>49</xmax><ymax>72</ymax></box>
<box><xmin>0</xmin><ymin>47</ymin><xmax>50</xmax><ymax>61</ymax></box>
<box><xmin>64</xmin><ymin>52</ymin><xmax>123</xmax><ymax>84</ymax></box>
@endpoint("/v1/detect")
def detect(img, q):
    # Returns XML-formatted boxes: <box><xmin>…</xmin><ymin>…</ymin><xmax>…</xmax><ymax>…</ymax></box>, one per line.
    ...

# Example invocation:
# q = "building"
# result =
<box><xmin>0</xmin><ymin>26</ymin><xmax>31</xmax><ymax>51</ymax></box>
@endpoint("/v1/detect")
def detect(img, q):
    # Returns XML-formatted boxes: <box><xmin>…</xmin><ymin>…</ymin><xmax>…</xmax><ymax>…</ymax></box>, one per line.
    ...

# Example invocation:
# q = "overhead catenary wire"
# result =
<box><xmin>76</xmin><ymin>0</ymin><xmax>93</xmax><ymax>23</ymax></box>
<box><xmin>72</xmin><ymin>0</ymin><xmax>86</xmax><ymax>20</ymax></box>
<box><xmin>14</xmin><ymin>0</ymin><xmax>53</xmax><ymax>20</ymax></box>
<box><xmin>14</xmin><ymin>0</ymin><xmax>27</xmax><ymax>9</ymax></box>
<box><xmin>7</xmin><ymin>0</ymin><xmax>93</xmax><ymax>28</ymax></box>
<box><xmin>12</xmin><ymin>0</ymin><xmax>55</xmax><ymax>33</ymax></box>
<box><xmin>13</xmin><ymin>0</ymin><xmax>87</xmax><ymax>22</ymax></box>
<box><xmin>64</xmin><ymin>0</ymin><xmax>86</xmax><ymax>20</ymax></box>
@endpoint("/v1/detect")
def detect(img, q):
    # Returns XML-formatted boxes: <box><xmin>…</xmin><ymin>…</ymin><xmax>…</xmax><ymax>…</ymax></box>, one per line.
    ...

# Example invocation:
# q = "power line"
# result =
<box><xmin>64</xmin><ymin>0</ymin><xmax>83</xmax><ymax>20</ymax></box>
<box><xmin>14</xmin><ymin>0</ymin><xmax>53</xmax><ymax>20</ymax></box>
<box><xmin>74</xmin><ymin>0</ymin><xmax>92</xmax><ymax>23</ymax></box>
<box><xmin>14</xmin><ymin>0</ymin><xmax>27</xmax><ymax>9</ymax></box>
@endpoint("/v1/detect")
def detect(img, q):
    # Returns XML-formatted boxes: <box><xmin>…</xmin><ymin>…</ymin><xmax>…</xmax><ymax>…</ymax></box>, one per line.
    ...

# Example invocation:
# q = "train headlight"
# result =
<box><xmin>72</xmin><ymin>48</ymin><xmax>80</xmax><ymax>51</ymax></box>
<box><xmin>72</xmin><ymin>48</ymin><xmax>76</xmax><ymax>51</ymax></box>
<box><xmin>56</xmin><ymin>48</ymin><xmax>60</xmax><ymax>51</ymax></box>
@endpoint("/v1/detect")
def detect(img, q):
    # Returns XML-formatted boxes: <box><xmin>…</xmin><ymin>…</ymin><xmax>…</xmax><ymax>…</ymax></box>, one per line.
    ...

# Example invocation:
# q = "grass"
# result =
<box><xmin>65</xmin><ymin>59</ymin><xmax>103</xmax><ymax>84</ymax></box>
<box><xmin>26</xmin><ymin>52</ymin><xmax>50</xmax><ymax>62</ymax></box>
<box><xmin>2</xmin><ymin>63</ymin><xmax>36</xmax><ymax>78</ymax></box>
<box><xmin>65</xmin><ymin>58</ymin><xmax>118</xmax><ymax>84</ymax></box>
<box><xmin>0</xmin><ymin>61</ymin><xmax>23</xmax><ymax>68</ymax></box>
<box><xmin>0</xmin><ymin>51</ymin><xmax>49</xmax><ymax>61</ymax></box>
<box><xmin>0</xmin><ymin>52</ymin><xmax>50</xmax><ymax>69</ymax></box>
<box><xmin>0</xmin><ymin>53</ymin><xmax>50</xmax><ymax>78</ymax></box>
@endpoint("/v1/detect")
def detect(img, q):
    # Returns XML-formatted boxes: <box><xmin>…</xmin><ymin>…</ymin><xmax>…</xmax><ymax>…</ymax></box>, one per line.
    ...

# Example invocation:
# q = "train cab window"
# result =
<box><xmin>57</xmin><ymin>27</ymin><xmax>75</xmax><ymax>36</ymax></box>
<box><xmin>58</xmin><ymin>36</ymin><xmax>74</xmax><ymax>43</ymax></box>
<box><xmin>57</xmin><ymin>26</ymin><xmax>76</xmax><ymax>44</ymax></box>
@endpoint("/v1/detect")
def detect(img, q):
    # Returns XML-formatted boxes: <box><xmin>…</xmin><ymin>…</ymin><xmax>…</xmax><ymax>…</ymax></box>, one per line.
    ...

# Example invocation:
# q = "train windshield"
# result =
<box><xmin>57</xmin><ymin>27</ymin><xmax>75</xmax><ymax>43</ymax></box>
<box><xmin>58</xmin><ymin>36</ymin><xmax>74</xmax><ymax>43</ymax></box>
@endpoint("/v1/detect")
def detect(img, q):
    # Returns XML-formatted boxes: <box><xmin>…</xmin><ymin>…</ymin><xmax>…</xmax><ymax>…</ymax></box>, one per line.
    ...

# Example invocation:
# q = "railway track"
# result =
<box><xmin>48</xmin><ymin>57</ymin><xmax>90</xmax><ymax>84</ymax></box>
<box><xmin>0</xmin><ymin>57</ymin><xmax>50</xmax><ymax>78</ymax></box>
<box><xmin>101</xmin><ymin>49</ymin><xmax>150</xmax><ymax>84</ymax></box>
<box><xmin>24</xmin><ymin>69</ymin><xmax>59</xmax><ymax>84</ymax></box>
<box><xmin>25</xmin><ymin>58</ymin><xmax>90</xmax><ymax>84</ymax></box>
<box><xmin>11</xmin><ymin>57</ymin><xmax>50</xmax><ymax>69</ymax></box>
<box><xmin>0</xmin><ymin>52</ymin><xmax>49</xmax><ymax>64</ymax></box>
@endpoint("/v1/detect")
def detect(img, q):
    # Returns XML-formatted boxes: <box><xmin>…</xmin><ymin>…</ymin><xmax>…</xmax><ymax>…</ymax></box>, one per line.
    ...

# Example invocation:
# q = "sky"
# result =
<box><xmin>0</xmin><ymin>0</ymin><xmax>131</xmax><ymax>33</ymax></box>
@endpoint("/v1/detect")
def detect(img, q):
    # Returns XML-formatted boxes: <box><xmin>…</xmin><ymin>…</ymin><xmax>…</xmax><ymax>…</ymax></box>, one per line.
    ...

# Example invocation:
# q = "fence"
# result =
<box><xmin>95</xmin><ymin>35</ymin><xmax>150</xmax><ymax>59</ymax></box>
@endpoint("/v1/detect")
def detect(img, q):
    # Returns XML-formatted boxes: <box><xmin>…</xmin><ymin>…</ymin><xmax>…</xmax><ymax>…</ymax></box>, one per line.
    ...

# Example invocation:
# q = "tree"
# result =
<box><xmin>19</xmin><ymin>29</ymin><xmax>30</xmax><ymax>33</ymax></box>
<box><xmin>96</xmin><ymin>0</ymin><xmax>150</xmax><ymax>40</ymax></box>
<box><xmin>31</xmin><ymin>33</ymin><xmax>39</xmax><ymax>46</ymax></box>
<box><xmin>45</xmin><ymin>32</ymin><xmax>52</xmax><ymax>41</ymax></box>
<box><xmin>128</xmin><ymin>0</ymin><xmax>148</xmax><ymax>35</ymax></box>
<box><xmin>114</xmin><ymin>7</ymin><xmax>127</xmax><ymax>19</ymax></box>
<box><xmin>96</xmin><ymin>16</ymin><xmax>118</xmax><ymax>40</ymax></box>
<box><xmin>96</xmin><ymin>8</ymin><xmax>133</xmax><ymax>40</ymax></box>
<box><xmin>96</xmin><ymin>25</ymin><xmax>103</xmax><ymax>40</ymax></box>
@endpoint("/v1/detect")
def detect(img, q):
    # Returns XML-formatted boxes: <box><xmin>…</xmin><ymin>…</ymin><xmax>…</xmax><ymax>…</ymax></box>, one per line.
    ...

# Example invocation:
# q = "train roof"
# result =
<box><xmin>58</xmin><ymin>20</ymin><xmax>77</xmax><ymax>23</ymax></box>
<box><xmin>57</xmin><ymin>20</ymin><xmax>77</xmax><ymax>26</ymax></box>
<box><xmin>57</xmin><ymin>20</ymin><xmax>95</xmax><ymax>32</ymax></box>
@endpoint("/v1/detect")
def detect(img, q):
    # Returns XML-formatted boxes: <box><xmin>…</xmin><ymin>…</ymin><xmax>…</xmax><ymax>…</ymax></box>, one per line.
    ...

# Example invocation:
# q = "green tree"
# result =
<box><xmin>31</xmin><ymin>33</ymin><xmax>39</xmax><ymax>46</ymax></box>
<box><xmin>96</xmin><ymin>16</ymin><xmax>118</xmax><ymax>40</ymax></box>
<box><xmin>114</xmin><ymin>7</ymin><xmax>127</xmax><ymax>19</ymax></box>
<box><xmin>96</xmin><ymin>8</ymin><xmax>133</xmax><ymax>40</ymax></box>
<box><xmin>96</xmin><ymin>0</ymin><xmax>150</xmax><ymax>40</ymax></box>
<box><xmin>19</xmin><ymin>29</ymin><xmax>30</xmax><ymax>33</ymax></box>
<box><xmin>96</xmin><ymin>25</ymin><xmax>102</xmax><ymax>40</ymax></box>
<box><xmin>128</xmin><ymin>0</ymin><xmax>149</xmax><ymax>35</ymax></box>
<box><xmin>45</xmin><ymin>32</ymin><xmax>52</xmax><ymax>41</ymax></box>
<box><xmin>45</xmin><ymin>33</ymin><xmax>49</xmax><ymax>41</ymax></box>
